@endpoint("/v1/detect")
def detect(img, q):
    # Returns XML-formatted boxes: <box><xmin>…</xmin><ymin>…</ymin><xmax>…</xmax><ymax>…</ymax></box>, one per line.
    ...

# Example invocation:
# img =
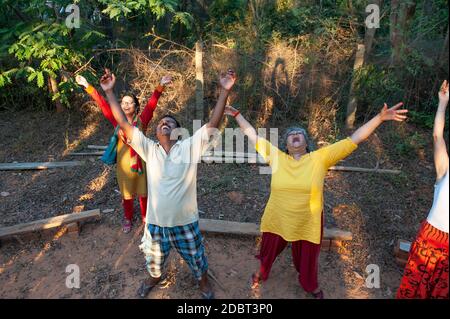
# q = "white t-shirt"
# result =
<box><xmin>427</xmin><ymin>170</ymin><xmax>449</xmax><ymax>233</ymax></box>
<box><xmin>129</xmin><ymin>125</ymin><xmax>210</xmax><ymax>227</ymax></box>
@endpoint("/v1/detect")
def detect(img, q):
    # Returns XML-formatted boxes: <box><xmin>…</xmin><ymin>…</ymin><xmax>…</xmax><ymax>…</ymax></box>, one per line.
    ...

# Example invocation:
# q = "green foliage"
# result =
<box><xmin>99</xmin><ymin>0</ymin><xmax>193</xmax><ymax>28</ymax></box>
<box><xmin>395</xmin><ymin>132</ymin><xmax>427</xmax><ymax>156</ymax></box>
<box><xmin>0</xmin><ymin>0</ymin><xmax>191</xmax><ymax>110</ymax></box>
<box><xmin>0</xmin><ymin>0</ymin><xmax>448</xmax><ymax>119</ymax></box>
<box><xmin>354</xmin><ymin>65</ymin><xmax>404</xmax><ymax>116</ymax></box>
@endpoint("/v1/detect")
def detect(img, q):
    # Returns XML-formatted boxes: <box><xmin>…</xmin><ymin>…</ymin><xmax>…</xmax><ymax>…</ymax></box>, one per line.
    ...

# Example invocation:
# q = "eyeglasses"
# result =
<box><xmin>287</xmin><ymin>131</ymin><xmax>304</xmax><ymax>137</ymax></box>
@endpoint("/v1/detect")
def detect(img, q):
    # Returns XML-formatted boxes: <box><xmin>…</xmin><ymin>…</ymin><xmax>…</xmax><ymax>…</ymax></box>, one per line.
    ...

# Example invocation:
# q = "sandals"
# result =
<box><xmin>311</xmin><ymin>290</ymin><xmax>324</xmax><ymax>299</ymax></box>
<box><xmin>122</xmin><ymin>219</ymin><xmax>132</xmax><ymax>233</ymax></box>
<box><xmin>201</xmin><ymin>290</ymin><xmax>215</xmax><ymax>300</ymax></box>
<box><xmin>137</xmin><ymin>280</ymin><xmax>158</xmax><ymax>298</ymax></box>
<box><xmin>251</xmin><ymin>272</ymin><xmax>261</xmax><ymax>289</ymax></box>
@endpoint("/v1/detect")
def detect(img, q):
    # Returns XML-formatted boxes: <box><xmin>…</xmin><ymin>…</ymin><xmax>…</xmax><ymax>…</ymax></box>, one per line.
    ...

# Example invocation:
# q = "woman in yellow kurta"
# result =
<box><xmin>225</xmin><ymin>102</ymin><xmax>408</xmax><ymax>298</ymax></box>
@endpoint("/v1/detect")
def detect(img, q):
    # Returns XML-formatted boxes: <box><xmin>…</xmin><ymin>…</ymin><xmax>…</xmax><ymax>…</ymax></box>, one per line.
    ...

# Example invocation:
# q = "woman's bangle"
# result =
<box><xmin>232</xmin><ymin>111</ymin><xmax>240</xmax><ymax>118</ymax></box>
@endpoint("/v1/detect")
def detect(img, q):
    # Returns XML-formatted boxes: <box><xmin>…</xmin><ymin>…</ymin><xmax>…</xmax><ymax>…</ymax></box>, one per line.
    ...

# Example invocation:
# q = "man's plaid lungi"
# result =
<box><xmin>139</xmin><ymin>221</ymin><xmax>208</xmax><ymax>280</ymax></box>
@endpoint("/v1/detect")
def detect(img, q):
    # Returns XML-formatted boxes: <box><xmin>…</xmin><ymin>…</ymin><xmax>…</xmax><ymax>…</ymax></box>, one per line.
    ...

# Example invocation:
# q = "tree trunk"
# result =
<box><xmin>390</xmin><ymin>0</ymin><xmax>416</xmax><ymax>66</ymax></box>
<box><xmin>346</xmin><ymin>44</ymin><xmax>366</xmax><ymax>129</ymax></box>
<box><xmin>364</xmin><ymin>0</ymin><xmax>382</xmax><ymax>60</ymax></box>
<box><xmin>48</xmin><ymin>76</ymin><xmax>64</xmax><ymax>113</ymax></box>
<box><xmin>439</xmin><ymin>25</ymin><xmax>449</xmax><ymax>68</ymax></box>
<box><xmin>195</xmin><ymin>41</ymin><xmax>204</xmax><ymax>121</ymax></box>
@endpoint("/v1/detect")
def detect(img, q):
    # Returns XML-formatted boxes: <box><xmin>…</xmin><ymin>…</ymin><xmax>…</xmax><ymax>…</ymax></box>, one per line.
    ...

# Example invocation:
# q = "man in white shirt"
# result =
<box><xmin>100</xmin><ymin>69</ymin><xmax>236</xmax><ymax>299</ymax></box>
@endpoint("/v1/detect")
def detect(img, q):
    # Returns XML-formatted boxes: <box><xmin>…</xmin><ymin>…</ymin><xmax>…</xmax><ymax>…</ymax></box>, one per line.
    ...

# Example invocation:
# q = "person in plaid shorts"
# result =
<box><xmin>100</xmin><ymin>68</ymin><xmax>237</xmax><ymax>299</ymax></box>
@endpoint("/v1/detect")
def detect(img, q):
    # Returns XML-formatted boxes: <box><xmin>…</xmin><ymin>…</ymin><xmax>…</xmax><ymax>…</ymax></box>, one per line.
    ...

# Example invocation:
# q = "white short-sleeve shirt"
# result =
<box><xmin>128</xmin><ymin>125</ymin><xmax>210</xmax><ymax>227</ymax></box>
<box><xmin>427</xmin><ymin>170</ymin><xmax>449</xmax><ymax>233</ymax></box>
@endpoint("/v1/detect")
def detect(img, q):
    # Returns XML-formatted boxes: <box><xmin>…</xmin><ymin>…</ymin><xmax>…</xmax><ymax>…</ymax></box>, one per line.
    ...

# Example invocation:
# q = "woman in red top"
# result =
<box><xmin>76</xmin><ymin>71</ymin><xmax>172</xmax><ymax>233</ymax></box>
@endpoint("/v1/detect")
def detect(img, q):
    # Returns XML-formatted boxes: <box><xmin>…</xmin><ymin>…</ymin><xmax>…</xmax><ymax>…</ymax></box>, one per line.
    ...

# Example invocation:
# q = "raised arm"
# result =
<box><xmin>224</xmin><ymin>105</ymin><xmax>258</xmax><ymax>146</ymax></box>
<box><xmin>434</xmin><ymin>80</ymin><xmax>449</xmax><ymax>181</ymax></box>
<box><xmin>350</xmin><ymin>102</ymin><xmax>408</xmax><ymax>145</ymax></box>
<box><xmin>75</xmin><ymin>74</ymin><xmax>118</xmax><ymax>127</ymax></box>
<box><xmin>139</xmin><ymin>76</ymin><xmax>172</xmax><ymax>127</ymax></box>
<box><xmin>99</xmin><ymin>69</ymin><xmax>134</xmax><ymax>139</ymax></box>
<box><xmin>207</xmin><ymin>69</ymin><xmax>236</xmax><ymax>129</ymax></box>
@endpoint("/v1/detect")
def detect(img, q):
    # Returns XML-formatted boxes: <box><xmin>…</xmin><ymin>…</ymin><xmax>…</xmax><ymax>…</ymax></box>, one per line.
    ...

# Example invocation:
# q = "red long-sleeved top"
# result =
<box><xmin>85</xmin><ymin>84</ymin><xmax>164</xmax><ymax>132</ymax></box>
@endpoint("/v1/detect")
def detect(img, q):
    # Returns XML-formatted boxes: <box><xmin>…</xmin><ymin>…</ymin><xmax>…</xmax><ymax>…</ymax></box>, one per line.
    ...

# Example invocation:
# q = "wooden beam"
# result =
<box><xmin>75</xmin><ymin>149</ymin><xmax>400</xmax><ymax>174</ymax></box>
<box><xmin>201</xmin><ymin>156</ymin><xmax>266</xmax><ymax>164</ymax></box>
<box><xmin>87</xmin><ymin>145</ymin><xmax>107</xmax><ymax>150</ymax></box>
<box><xmin>0</xmin><ymin>161</ymin><xmax>84</xmax><ymax>171</ymax></box>
<box><xmin>68</xmin><ymin>152</ymin><xmax>104</xmax><ymax>156</ymax></box>
<box><xmin>394</xmin><ymin>239</ymin><xmax>411</xmax><ymax>260</ymax></box>
<box><xmin>200</xmin><ymin>157</ymin><xmax>401</xmax><ymax>174</ymax></box>
<box><xmin>321</xmin><ymin>239</ymin><xmax>344</xmax><ymax>251</ymax></box>
<box><xmin>329</xmin><ymin>166</ymin><xmax>401</xmax><ymax>174</ymax></box>
<box><xmin>198</xmin><ymin>218</ymin><xmax>352</xmax><ymax>241</ymax></box>
<box><xmin>204</xmin><ymin>150</ymin><xmax>262</xmax><ymax>158</ymax></box>
<box><xmin>0</xmin><ymin>209</ymin><xmax>101</xmax><ymax>239</ymax></box>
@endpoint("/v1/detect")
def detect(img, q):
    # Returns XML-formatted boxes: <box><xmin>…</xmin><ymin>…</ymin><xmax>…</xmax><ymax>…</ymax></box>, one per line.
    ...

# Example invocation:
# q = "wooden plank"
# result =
<box><xmin>199</xmin><ymin>218</ymin><xmax>352</xmax><ymax>241</ymax></box>
<box><xmin>87</xmin><ymin>145</ymin><xmax>107</xmax><ymax>150</ymax></box>
<box><xmin>204</xmin><ymin>150</ymin><xmax>262</xmax><ymax>158</ymax></box>
<box><xmin>200</xmin><ymin>157</ymin><xmax>401</xmax><ymax>174</ymax></box>
<box><xmin>0</xmin><ymin>161</ymin><xmax>84</xmax><ymax>171</ymax></box>
<box><xmin>329</xmin><ymin>166</ymin><xmax>401</xmax><ymax>174</ymax></box>
<box><xmin>0</xmin><ymin>209</ymin><xmax>101</xmax><ymax>239</ymax></box>
<box><xmin>395</xmin><ymin>257</ymin><xmax>408</xmax><ymax>267</ymax></box>
<box><xmin>323</xmin><ymin>229</ymin><xmax>353</xmax><ymax>241</ymax></box>
<box><xmin>65</xmin><ymin>222</ymin><xmax>80</xmax><ymax>237</ymax></box>
<box><xmin>199</xmin><ymin>218</ymin><xmax>260</xmax><ymax>236</ymax></box>
<box><xmin>201</xmin><ymin>156</ymin><xmax>266</xmax><ymax>164</ymax></box>
<box><xmin>321</xmin><ymin>239</ymin><xmax>343</xmax><ymax>251</ymax></box>
<box><xmin>79</xmin><ymin>149</ymin><xmax>400</xmax><ymax>174</ymax></box>
<box><xmin>394</xmin><ymin>239</ymin><xmax>411</xmax><ymax>260</ymax></box>
<box><xmin>69</xmin><ymin>152</ymin><xmax>104</xmax><ymax>156</ymax></box>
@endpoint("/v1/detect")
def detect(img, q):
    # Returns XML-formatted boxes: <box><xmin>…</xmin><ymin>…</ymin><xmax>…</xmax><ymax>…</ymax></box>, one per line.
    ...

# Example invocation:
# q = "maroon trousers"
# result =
<box><xmin>122</xmin><ymin>196</ymin><xmax>147</xmax><ymax>221</ymax></box>
<box><xmin>256</xmin><ymin>216</ymin><xmax>323</xmax><ymax>293</ymax></box>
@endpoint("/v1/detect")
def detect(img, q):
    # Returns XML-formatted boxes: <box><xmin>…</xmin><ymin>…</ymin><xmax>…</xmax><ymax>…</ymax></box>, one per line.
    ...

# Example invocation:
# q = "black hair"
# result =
<box><xmin>160</xmin><ymin>114</ymin><xmax>181</xmax><ymax>128</ymax></box>
<box><xmin>120</xmin><ymin>92</ymin><xmax>140</xmax><ymax>114</ymax></box>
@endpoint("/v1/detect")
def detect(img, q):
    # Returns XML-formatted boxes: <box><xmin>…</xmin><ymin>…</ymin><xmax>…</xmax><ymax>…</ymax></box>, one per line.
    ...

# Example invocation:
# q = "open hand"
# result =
<box><xmin>220</xmin><ymin>69</ymin><xmax>237</xmax><ymax>91</ymax></box>
<box><xmin>379</xmin><ymin>102</ymin><xmax>408</xmax><ymax>122</ymax></box>
<box><xmin>100</xmin><ymin>68</ymin><xmax>116</xmax><ymax>92</ymax></box>
<box><xmin>439</xmin><ymin>80</ymin><xmax>449</xmax><ymax>105</ymax></box>
<box><xmin>75</xmin><ymin>75</ymin><xmax>89</xmax><ymax>88</ymax></box>
<box><xmin>160</xmin><ymin>75</ymin><xmax>172</xmax><ymax>86</ymax></box>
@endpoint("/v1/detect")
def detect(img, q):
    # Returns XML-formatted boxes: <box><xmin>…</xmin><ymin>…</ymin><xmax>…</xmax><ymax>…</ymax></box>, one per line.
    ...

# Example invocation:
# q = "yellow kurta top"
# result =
<box><xmin>116</xmin><ymin>137</ymin><xmax>147</xmax><ymax>199</ymax></box>
<box><xmin>255</xmin><ymin>137</ymin><xmax>358</xmax><ymax>244</ymax></box>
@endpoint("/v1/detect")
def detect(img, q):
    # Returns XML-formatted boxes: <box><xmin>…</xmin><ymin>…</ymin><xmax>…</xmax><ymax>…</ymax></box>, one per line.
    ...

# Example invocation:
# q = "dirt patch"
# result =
<box><xmin>0</xmin><ymin>109</ymin><xmax>437</xmax><ymax>299</ymax></box>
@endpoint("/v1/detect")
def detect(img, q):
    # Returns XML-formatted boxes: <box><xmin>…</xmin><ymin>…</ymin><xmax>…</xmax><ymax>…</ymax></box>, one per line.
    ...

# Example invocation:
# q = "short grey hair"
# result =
<box><xmin>281</xmin><ymin>126</ymin><xmax>315</xmax><ymax>154</ymax></box>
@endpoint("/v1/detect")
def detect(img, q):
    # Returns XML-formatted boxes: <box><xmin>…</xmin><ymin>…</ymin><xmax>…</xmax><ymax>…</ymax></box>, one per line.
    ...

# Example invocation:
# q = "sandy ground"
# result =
<box><xmin>0</xmin><ymin>109</ymin><xmax>438</xmax><ymax>299</ymax></box>
<box><xmin>0</xmin><ymin>219</ymin><xmax>399</xmax><ymax>299</ymax></box>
